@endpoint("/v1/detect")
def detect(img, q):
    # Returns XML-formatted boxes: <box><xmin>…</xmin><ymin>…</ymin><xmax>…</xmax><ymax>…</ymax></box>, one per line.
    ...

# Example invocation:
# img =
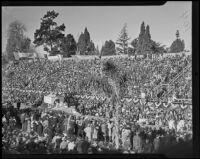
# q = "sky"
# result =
<box><xmin>2</xmin><ymin>2</ymin><xmax>191</xmax><ymax>54</ymax></box>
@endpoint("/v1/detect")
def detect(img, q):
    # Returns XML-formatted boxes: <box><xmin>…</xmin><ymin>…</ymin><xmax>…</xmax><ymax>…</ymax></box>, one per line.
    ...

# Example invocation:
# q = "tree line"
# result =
<box><xmin>4</xmin><ymin>10</ymin><xmax>185</xmax><ymax>62</ymax></box>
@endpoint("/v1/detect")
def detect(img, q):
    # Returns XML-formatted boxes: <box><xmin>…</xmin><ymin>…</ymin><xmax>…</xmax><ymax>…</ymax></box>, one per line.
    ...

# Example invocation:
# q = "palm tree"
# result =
<box><xmin>78</xmin><ymin>59</ymin><xmax>129</xmax><ymax>149</ymax></box>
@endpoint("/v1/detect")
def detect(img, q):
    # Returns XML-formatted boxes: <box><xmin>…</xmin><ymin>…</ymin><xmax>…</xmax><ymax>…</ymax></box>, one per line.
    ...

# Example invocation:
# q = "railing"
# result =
<box><xmin>160</xmin><ymin>65</ymin><xmax>191</xmax><ymax>101</ymax></box>
<box><xmin>168</xmin><ymin>64</ymin><xmax>191</xmax><ymax>86</ymax></box>
<box><xmin>154</xmin><ymin>64</ymin><xmax>191</xmax><ymax>99</ymax></box>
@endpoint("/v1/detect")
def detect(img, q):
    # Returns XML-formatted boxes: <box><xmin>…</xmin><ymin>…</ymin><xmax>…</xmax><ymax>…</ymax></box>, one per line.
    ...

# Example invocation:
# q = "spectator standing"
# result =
<box><xmin>101</xmin><ymin>121</ymin><xmax>108</xmax><ymax>143</ymax></box>
<box><xmin>133</xmin><ymin>131</ymin><xmax>143</xmax><ymax>153</ymax></box>
<box><xmin>84</xmin><ymin>123</ymin><xmax>92</xmax><ymax>142</ymax></box>
<box><xmin>107</xmin><ymin>121</ymin><xmax>113</xmax><ymax>142</ymax></box>
<box><xmin>153</xmin><ymin>134</ymin><xmax>160</xmax><ymax>152</ymax></box>
<box><xmin>143</xmin><ymin>138</ymin><xmax>153</xmax><ymax>153</ymax></box>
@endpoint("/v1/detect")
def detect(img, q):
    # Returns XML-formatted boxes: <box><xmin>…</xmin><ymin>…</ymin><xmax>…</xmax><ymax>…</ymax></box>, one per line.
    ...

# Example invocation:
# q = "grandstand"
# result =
<box><xmin>2</xmin><ymin>52</ymin><xmax>192</xmax><ymax>154</ymax></box>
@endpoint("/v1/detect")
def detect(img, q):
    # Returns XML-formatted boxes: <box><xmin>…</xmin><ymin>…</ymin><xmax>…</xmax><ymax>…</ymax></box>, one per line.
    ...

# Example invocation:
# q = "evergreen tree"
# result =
<box><xmin>86</xmin><ymin>40</ymin><xmax>95</xmax><ymax>55</ymax></box>
<box><xmin>84</xmin><ymin>27</ymin><xmax>90</xmax><ymax>45</ymax></box>
<box><xmin>116</xmin><ymin>23</ymin><xmax>130</xmax><ymax>54</ymax></box>
<box><xmin>151</xmin><ymin>41</ymin><xmax>166</xmax><ymax>55</ymax></box>
<box><xmin>145</xmin><ymin>25</ymin><xmax>151</xmax><ymax>40</ymax></box>
<box><xmin>130</xmin><ymin>38</ymin><xmax>138</xmax><ymax>53</ymax></box>
<box><xmin>143</xmin><ymin>25</ymin><xmax>153</xmax><ymax>55</ymax></box>
<box><xmin>176</xmin><ymin>30</ymin><xmax>180</xmax><ymax>39</ymax></box>
<box><xmin>33</xmin><ymin>10</ymin><xmax>65</xmax><ymax>55</ymax></box>
<box><xmin>60</xmin><ymin>34</ymin><xmax>77</xmax><ymax>57</ymax></box>
<box><xmin>77</xmin><ymin>27</ymin><xmax>95</xmax><ymax>55</ymax></box>
<box><xmin>132</xmin><ymin>22</ymin><xmax>166</xmax><ymax>56</ymax></box>
<box><xmin>77</xmin><ymin>32</ymin><xmax>86</xmax><ymax>55</ymax></box>
<box><xmin>170</xmin><ymin>30</ymin><xmax>185</xmax><ymax>52</ymax></box>
<box><xmin>136</xmin><ymin>21</ymin><xmax>146</xmax><ymax>55</ymax></box>
<box><xmin>128</xmin><ymin>47</ymin><xmax>135</xmax><ymax>56</ymax></box>
<box><xmin>101</xmin><ymin>40</ymin><xmax>116</xmax><ymax>56</ymax></box>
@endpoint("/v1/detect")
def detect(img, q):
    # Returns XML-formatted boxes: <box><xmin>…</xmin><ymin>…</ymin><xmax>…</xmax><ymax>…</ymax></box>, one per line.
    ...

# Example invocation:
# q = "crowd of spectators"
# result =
<box><xmin>2</xmin><ymin>102</ymin><xmax>192</xmax><ymax>155</ymax></box>
<box><xmin>2</xmin><ymin>54</ymin><xmax>192</xmax><ymax>103</ymax></box>
<box><xmin>2</xmin><ymin>53</ymin><xmax>192</xmax><ymax>155</ymax></box>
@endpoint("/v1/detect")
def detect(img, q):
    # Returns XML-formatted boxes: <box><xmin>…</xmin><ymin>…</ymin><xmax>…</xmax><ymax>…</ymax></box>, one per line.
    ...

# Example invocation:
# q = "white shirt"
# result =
<box><xmin>52</xmin><ymin>136</ymin><xmax>60</xmax><ymax>144</ymax></box>
<box><xmin>60</xmin><ymin>140</ymin><xmax>68</xmax><ymax>150</ymax></box>
<box><xmin>168</xmin><ymin>120</ymin><xmax>175</xmax><ymax>129</ymax></box>
<box><xmin>177</xmin><ymin>120</ymin><xmax>185</xmax><ymax>131</ymax></box>
<box><xmin>84</xmin><ymin>127</ymin><xmax>92</xmax><ymax>138</ymax></box>
<box><xmin>122</xmin><ymin>129</ymin><xmax>130</xmax><ymax>140</ymax></box>
<box><xmin>2</xmin><ymin>116</ymin><xmax>6</xmax><ymax>123</ymax></box>
<box><xmin>107</xmin><ymin>123</ymin><xmax>113</xmax><ymax>136</ymax></box>
<box><xmin>68</xmin><ymin>141</ymin><xmax>75</xmax><ymax>151</ymax></box>
<box><xmin>41</xmin><ymin>112</ymin><xmax>47</xmax><ymax>118</ymax></box>
<box><xmin>141</xmin><ymin>92</ymin><xmax>145</xmax><ymax>99</ymax></box>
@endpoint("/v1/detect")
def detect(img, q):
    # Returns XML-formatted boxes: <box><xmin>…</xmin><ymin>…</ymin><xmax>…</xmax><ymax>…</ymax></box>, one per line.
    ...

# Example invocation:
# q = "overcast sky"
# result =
<box><xmin>2</xmin><ymin>1</ymin><xmax>191</xmax><ymax>53</ymax></box>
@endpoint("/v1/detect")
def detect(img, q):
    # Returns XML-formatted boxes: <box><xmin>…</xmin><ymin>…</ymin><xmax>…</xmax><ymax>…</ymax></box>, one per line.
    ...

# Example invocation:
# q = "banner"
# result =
<box><xmin>14</xmin><ymin>52</ymin><xmax>36</xmax><ymax>60</ymax></box>
<box><xmin>3</xmin><ymin>87</ymin><xmax>192</xmax><ymax>110</ymax></box>
<box><xmin>47</xmin><ymin>55</ymin><xmax>63</xmax><ymax>61</ymax></box>
<box><xmin>44</xmin><ymin>94</ymin><xmax>56</xmax><ymax>104</ymax></box>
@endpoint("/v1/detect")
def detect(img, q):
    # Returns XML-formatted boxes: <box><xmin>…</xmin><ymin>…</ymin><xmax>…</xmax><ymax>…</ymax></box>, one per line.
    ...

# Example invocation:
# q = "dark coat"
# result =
<box><xmin>37</xmin><ymin>122</ymin><xmax>43</xmax><ymax>136</ymax></box>
<box><xmin>55</xmin><ymin>125</ymin><xmax>62</xmax><ymax>134</ymax></box>
<box><xmin>33</xmin><ymin>122</ymin><xmax>38</xmax><ymax>132</ymax></box>
<box><xmin>77</xmin><ymin>139</ymin><xmax>90</xmax><ymax>154</ymax></box>
<box><xmin>143</xmin><ymin>142</ymin><xmax>153</xmax><ymax>153</ymax></box>
<box><xmin>133</xmin><ymin>135</ymin><xmax>143</xmax><ymax>152</ymax></box>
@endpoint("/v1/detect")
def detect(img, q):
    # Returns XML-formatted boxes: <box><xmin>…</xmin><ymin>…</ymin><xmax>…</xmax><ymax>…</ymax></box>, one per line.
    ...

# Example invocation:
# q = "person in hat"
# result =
<box><xmin>93</xmin><ymin>124</ymin><xmax>98</xmax><ymax>142</ymax></box>
<box><xmin>67</xmin><ymin>137</ymin><xmax>76</xmax><ymax>152</ymax></box>
<box><xmin>2</xmin><ymin>115</ymin><xmax>7</xmax><ymax>125</ymax></box>
<box><xmin>77</xmin><ymin>136</ymin><xmax>90</xmax><ymax>154</ymax></box>
<box><xmin>37</xmin><ymin>121</ymin><xmax>44</xmax><ymax>137</ymax></box>
<box><xmin>153</xmin><ymin>134</ymin><xmax>160</xmax><ymax>153</ymax></box>
<box><xmin>20</xmin><ymin>112</ymin><xmax>26</xmax><ymax>131</ymax></box>
<box><xmin>132</xmin><ymin>131</ymin><xmax>143</xmax><ymax>153</ymax></box>
<box><xmin>143</xmin><ymin>138</ymin><xmax>153</xmax><ymax>153</ymax></box>
<box><xmin>60</xmin><ymin>136</ymin><xmax>68</xmax><ymax>153</ymax></box>
<box><xmin>84</xmin><ymin>123</ymin><xmax>92</xmax><ymax>142</ymax></box>
<box><xmin>101</xmin><ymin>121</ymin><xmax>107</xmax><ymax>143</ymax></box>
<box><xmin>107</xmin><ymin>120</ymin><xmax>113</xmax><ymax>143</ymax></box>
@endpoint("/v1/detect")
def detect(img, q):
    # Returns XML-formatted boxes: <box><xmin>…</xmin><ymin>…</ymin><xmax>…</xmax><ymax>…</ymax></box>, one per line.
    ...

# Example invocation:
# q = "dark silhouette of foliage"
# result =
<box><xmin>101</xmin><ymin>40</ymin><xmax>116</xmax><ymax>56</ymax></box>
<box><xmin>33</xmin><ymin>10</ymin><xmax>65</xmax><ymax>55</ymax></box>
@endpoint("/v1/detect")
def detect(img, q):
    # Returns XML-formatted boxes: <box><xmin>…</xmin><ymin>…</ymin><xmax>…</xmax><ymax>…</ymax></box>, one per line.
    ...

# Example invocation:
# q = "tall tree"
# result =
<box><xmin>143</xmin><ymin>25</ymin><xmax>153</xmax><ymax>55</ymax></box>
<box><xmin>33</xmin><ymin>10</ymin><xmax>65</xmax><ymax>55</ymax></box>
<box><xmin>101</xmin><ymin>40</ymin><xmax>116</xmax><ymax>56</ymax></box>
<box><xmin>132</xmin><ymin>22</ymin><xmax>166</xmax><ymax>57</ymax></box>
<box><xmin>86</xmin><ymin>40</ymin><xmax>95</xmax><ymax>55</ymax></box>
<box><xmin>176</xmin><ymin>30</ymin><xmax>180</xmax><ymax>39</ymax></box>
<box><xmin>151</xmin><ymin>41</ymin><xmax>166</xmax><ymax>55</ymax></box>
<box><xmin>6</xmin><ymin>20</ymin><xmax>29</xmax><ymax>60</ymax></box>
<box><xmin>135</xmin><ymin>21</ymin><xmax>146</xmax><ymax>55</ymax></box>
<box><xmin>84</xmin><ymin>27</ymin><xmax>90</xmax><ymax>45</ymax></box>
<box><xmin>77</xmin><ymin>27</ymin><xmax>95</xmax><ymax>55</ymax></box>
<box><xmin>116</xmin><ymin>23</ymin><xmax>130</xmax><ymax>54</ymax></box>
<box><xmin>128</xmin><ymin>47</ymin><xmax>135</xmax><ymax>56</ymax></box>
<box><xmin>77</xmin><ymin>32</ymin><xmax>86</xmax><ymax>55</ymax></box>
<box><xmin>170</xmin><ymin>30</ymin><xmax>185</xmax><ymax>52</ymax></box>
<box><xmin>60</xmin><ymin>34</ymin><xmax>77</xmax><ymax>57</ymax></box>
<box><xmin>130</xmin><ymin>38</ymin><xmax>138</xmax><ymax>54</ymax></box>
<box><xmin>145</xmin><ymin>25</ymin><xmax>151</xmax><ymax>40</ymax></box>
